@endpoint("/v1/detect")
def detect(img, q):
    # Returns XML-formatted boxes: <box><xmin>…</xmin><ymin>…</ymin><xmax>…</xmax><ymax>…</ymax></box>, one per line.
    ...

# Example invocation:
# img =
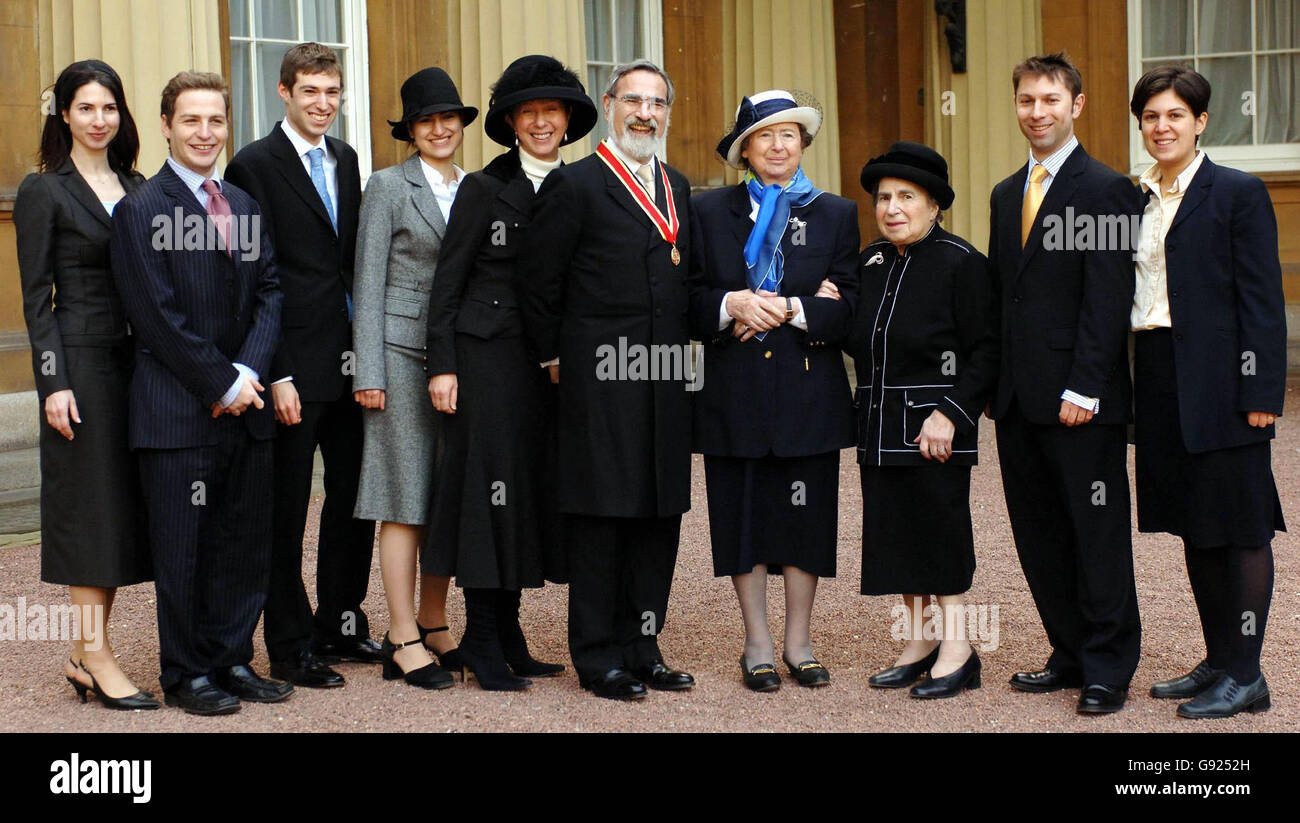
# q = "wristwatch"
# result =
<box><xmin>784</xmin><ymin>297</ymin><xmax>795</xmax><ymax>321</ymax></box>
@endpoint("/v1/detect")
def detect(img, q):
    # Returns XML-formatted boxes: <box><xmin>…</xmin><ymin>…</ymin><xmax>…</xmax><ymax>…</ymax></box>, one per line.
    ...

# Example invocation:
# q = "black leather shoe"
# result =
<box><xmin>313</xmin><ymin>636</ymin><xmax>385</xmax><ymax>664</ymax></box>
<box><xmin>270</xmin><ymin>651</ymin><xmax>345</xmax><ymax>689</ymax></box>
<box><xmin>1177</xmin><ymin>673</ymin><xmax>1270</xmax><ymax>719</ymax></box>
<box><xmin>1009</xmin><ymin>666</ymin><xmax>1084</xmax><ymax>693</ymax></box>
<box><xmin>783</xmin><ymin>656</ymin><xmax>831</xmax><ymax>687</ymax></box>
<box><xmin>741</xmin><ymin>656</ymin><xmax>781</xmax><ymax>692</ymax></box>
<box><xmin>868</xmin><ymin>646</ymin><xmax>939</xmax><ymax>689</ymax></box>
<box><xmin>632</xmin><ymin>661</ymin><xmax>695</xmax><ymax>691</ymax></box>
<box><xmin>164</xmin><ymin>675</ymin><xmax>240</xmax><ymax>716</ymax></box>
<box><xmin>1150</xmin><ymin>660</ymin><xmax>1224</xmax><ymax>700</ymax></box>
<box><xmin>213</xmin><ymin>665</ymin><xmax>294</xmax><ymax>703</ymax></box>
<box><xmin>586</xmin><ymin>668</ymin><xmax>647</xmax><ymax>700</ymax></box>
<box><xmin>1077</xmin><ymin>683</ymin><xmax>1128</xmax><ymax>714</ymax></box>
<box><xmin>910</xmin><ymin>649</ymin><xmax>981</xmax><ymax>699</ymax></box>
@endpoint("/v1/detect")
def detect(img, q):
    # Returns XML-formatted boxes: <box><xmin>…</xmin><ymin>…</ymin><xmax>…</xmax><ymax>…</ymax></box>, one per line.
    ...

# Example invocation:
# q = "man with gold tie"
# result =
<box><xmin>985</xmin><ymin>53</ymin><xmax>1143</xmax><ymax>715</ymax></box>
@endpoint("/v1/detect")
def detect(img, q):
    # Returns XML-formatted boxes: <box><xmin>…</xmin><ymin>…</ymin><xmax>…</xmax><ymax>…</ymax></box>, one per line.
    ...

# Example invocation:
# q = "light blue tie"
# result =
<box><xmin>309</xmin><ymin>147</ymin><xmax>351</xmax><ymax>320</ymax></box>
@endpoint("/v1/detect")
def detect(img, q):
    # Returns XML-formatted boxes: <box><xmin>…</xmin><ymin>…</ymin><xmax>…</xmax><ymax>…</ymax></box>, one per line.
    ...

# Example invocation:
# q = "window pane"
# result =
<box><xmin>1198</xmin><ymin>0</ymin><xmax>1251</xmax><ymax>53</ymax></box>
<box><xmin>587</xmin><ymin>0</ymin><xmax>612</xmax><ymax>62</ymax></box>
<box><xmin>229</xmin><ymin>0</ymin><xmax>249</xmax><ymax>37</ymax></box>
<box><xmin>256</xmin><ymin>0</ymin><xmax>297</xmax><ymax>40</ymax></box>
<box><xmin>1258</xmin><ymin>54</ymin><xmax>1300</xmax><ymax>143</ymax></box>
<box><xmin>588</xmin><ymin>65</ymin><xmax>610</xmax><ymax>143</ymax></box>
<box><xmin>330</xmin><ymin>64</ymin><xmax>348</xmax><ymax>141</ymax></box>
<box><xmin>303</xmin><ymin>0</ymin><xmax>342</xmax><ymax>43</ymax></box>
<box><xmin>230</xmin><ymin>41</ymin><xmax>255</xmax><ymax>152</ymax></box>
<box><xmin>1257</xmin><ymin>0</ymin><xmax>1299</xmax><ymax>49</ymax></box>
<box><xmin>257</xmin><ymin>42</ymin><xmax>293</xmax><ymax>133</ymax></box>
<box><xmin>615</xmin><ymin>0</ymin><xmax>643</xmax><ymax>61</ymax></box>
<box><xmin>1143</xmin><ymin>0</ymin><xmax>1194</xmax><ymax>56</ymax></box>
<box><xmin>1199</xmin><ymin>55</ymin><xmax>1253</xmax><ymax>145</ymax></box>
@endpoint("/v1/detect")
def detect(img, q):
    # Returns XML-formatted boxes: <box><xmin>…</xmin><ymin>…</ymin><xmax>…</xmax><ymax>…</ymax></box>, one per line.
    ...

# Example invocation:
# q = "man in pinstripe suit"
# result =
<box><xmin>111</xmin><ymin>72</ymin><xmax>290</xmax><ymax>715</ymax></box>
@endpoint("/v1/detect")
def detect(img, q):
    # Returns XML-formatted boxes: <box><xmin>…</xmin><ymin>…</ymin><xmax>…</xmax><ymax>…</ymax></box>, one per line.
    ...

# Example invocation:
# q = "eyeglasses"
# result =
<box><xmin>615</xmin><ymin>94</ymin><xmax>669</xmax><ymax>112</ymax></box>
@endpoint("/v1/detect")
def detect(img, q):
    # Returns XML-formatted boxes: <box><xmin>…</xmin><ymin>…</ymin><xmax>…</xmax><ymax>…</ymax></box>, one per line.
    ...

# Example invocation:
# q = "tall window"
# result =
<box><xmin>1129</xmin><ymin>0</ymin><xmax>1299</xmax><ymax>172</ymax></box>
<box><xmin>584</xmin><ymin>0</ymin><xmax>664</xmax><ymax>146</ymax></box>
<box><xmin>228</xmin><ymin>0</ymin><xmax>372</xmax><ymax>175</ymax></box>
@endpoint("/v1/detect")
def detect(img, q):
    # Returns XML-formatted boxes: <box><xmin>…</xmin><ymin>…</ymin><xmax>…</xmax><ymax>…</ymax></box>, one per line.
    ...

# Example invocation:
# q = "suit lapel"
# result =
<box><xmin>327</xmin><ymin>133</ymin><xmax>359</xmax><ymax>225</ymax></box>
<box><xmin>498</xmin><ymin>168</ymin><xmax>535</xmax><ymax>218</ymax></box>
<box><xmin>1168</xmin><ymin>156</ymin><xmax>1214</xmax><ymax>234</ymax></box>
<box><xmin>55</xmin><ymin>163</ymin><xmax>112</xmax><ymax>228</ymax></box>
<box><xmin>1018</xmin><ymin>145</ymin><xmax>1084</xmax><ymax>276</ymax></box>
<box><xmin>727</xmin><ymin>182</ymin><xmax>754</xmax><ymax>248</ymax></box>
<box><xmin>155</xmin><ymin>162</ymin><xmax>208</xmax><ymax>220</ymax></box>
<box><xmin>603</xmin><ymin>160</ymin><xmax>657</xmax><ymax>237</ymax></box>
<box><xmin>999</xmin><ymin>165</ymin><xmax>1027</xmax><ymax>275</ymax></box>
<box><xmin>268</xmin><ymin>124</ymin><xmax>336</xmax><ymax>231</ymax></box>
<box><xmin>402</xmin><ymin>154</ymin><xmax>447</xmax><ymax>239</ymax></box>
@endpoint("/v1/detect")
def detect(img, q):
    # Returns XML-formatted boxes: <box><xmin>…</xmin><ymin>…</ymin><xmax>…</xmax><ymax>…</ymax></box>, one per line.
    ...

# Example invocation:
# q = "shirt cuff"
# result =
<box><xmin>1060</xmin><ymin>389</ymin><xmax>1100</xmax><ymax>414</ymax></box>
<box><xmin>220</xmin><ymin>363</ymin><xmax>260</xmax><ymax>408</ymax></box>
<box><xmin>717</xmin><ymin>292</ymin><xmax>732</xmax><ymax>331</ymax></box>
<box><xmin>272</xmin><ymin>376</ymin><xmax>294</xmax><ymax>385</ymax></box>
<box><xmin>789</xmin><ymin>298</ymin><xmax>807</xmax><ymax>332</ymax></box>
<box><xmin>540</xmin><ymin>357</ymin><xmax>559</xmax><ymax>368</ymax></box>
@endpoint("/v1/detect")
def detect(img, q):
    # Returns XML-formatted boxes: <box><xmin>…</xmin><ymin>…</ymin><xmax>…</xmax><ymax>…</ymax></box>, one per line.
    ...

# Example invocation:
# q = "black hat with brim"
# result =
<box><xmin>387</xmin><ymin>67</ymin><xmax>478</xmax><ymax>141</ymax></box>
<box><xmin>484</xmin><ymin>55</ymin><xmax>598</xmax><ymax>147</ymax></box>
<box><xmin>859</xmin><ymin>141</ymin><xmax>955</xmax><ymax>210</ymax></box>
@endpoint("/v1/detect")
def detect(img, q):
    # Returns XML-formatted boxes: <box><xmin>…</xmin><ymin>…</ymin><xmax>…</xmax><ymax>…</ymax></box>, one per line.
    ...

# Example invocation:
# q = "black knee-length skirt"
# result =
<box><xmin>1134</xmin><ymin>329</ymin><xmax>1285</xmax><ymax>548</ymax></box>
<box><xmin>704</xmin><ymin>451</ymin><xmax>840</xmax><ymax>578</ymax></box>
<box><xmin>859</xmin><ymin>463</ymin><xmax>974</xmax><ymax>596</ymax></box>
<box><xmin>39</xmin><ymin>343</ymin><xmax>151</xmax><ymax>587</ymax></box>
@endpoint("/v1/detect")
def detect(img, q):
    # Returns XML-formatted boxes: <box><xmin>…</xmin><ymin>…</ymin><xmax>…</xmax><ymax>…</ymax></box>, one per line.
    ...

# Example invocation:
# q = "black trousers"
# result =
<box><xmin>264</xmin><ymin>392</ymin><xmax>374</xmax><ymax>661</ymax></box>
<box><xmin>995</xmin><ymin>403</ymin><xmax>1141</xmax><ymax>687</ymax></box>
<box><xmin>565</xmin><ymin>513</ymin><xmax>681</xmax><ymax>684</ymax></box>
<box><xmin>137</xmin><ymin>418</ymin><xmax>273</xmax><ymax>690</ymax></box>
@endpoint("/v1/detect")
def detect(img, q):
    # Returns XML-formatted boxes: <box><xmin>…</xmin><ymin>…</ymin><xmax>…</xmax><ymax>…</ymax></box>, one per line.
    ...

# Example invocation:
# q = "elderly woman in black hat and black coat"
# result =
<box><xmin>689</xmin><ymin>90</ymin><xmax>860</xmax><ymax>692</ymax></box>
<box><xmin>838</xmin><ymin>142</ymin><xmax>999</xmax><ymax>699</ymax></box>
<box><xmin>353</xmin><ymin>67</ymin><xmax>477</xmax><ymax>690</ymax></box>
<box><xmin>423</xmin><ymin>55</ymin><xmax>598</xmax><ymax>690</ymax></box>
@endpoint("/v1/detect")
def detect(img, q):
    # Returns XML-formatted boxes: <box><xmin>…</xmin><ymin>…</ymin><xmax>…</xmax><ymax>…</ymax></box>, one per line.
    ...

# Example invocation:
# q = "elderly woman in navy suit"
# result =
<box><xmin>690</xmin><ymin>91</ymin><xmax>860</xmax><ymax>691</ymax></box>
<box><xmin>1128</xmin><ymin>67</ymin><xmax>1286</xmax><ymax>719</ymax></box>
<box><xmin>352</xmin><ymin>68</ymin><xmax>477</xmax><ymax>690</ymax></box>
<box><xmin>841</xmin><ymin>143</ymin><xmax>999</xmax><ymax>699</ymax></box>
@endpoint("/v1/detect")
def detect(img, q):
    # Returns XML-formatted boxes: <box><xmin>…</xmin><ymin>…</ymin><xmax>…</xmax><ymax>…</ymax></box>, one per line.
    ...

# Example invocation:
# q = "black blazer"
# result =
<box><xmin>425</xmin><ymin>148</ymin><xmax>534</xmax><ymax>374</ymax></box>
<box><xmin>987</xmin><ymin>143</ymin><xmax>1141</xmax><ymax>425</ymax></box>
<box><xmin>688</xmin><ymin>182</ymin><xmax>860</xmax><ymax>457</ymax></box>
<box><xmin>15</xmin><ymin>164</ymin><xmax>145</xmax><ymax>397</ymax></box>
<box><xmin>110</xmin><ymin>162</ymin><xmax>281</xmax><ymax>448</ymax></box>
<box><xmin>518</xmin><ymin>150</ymin><xmax>696</xmax><ymax>518</ymax></box>
<box><xmin>844</xmin><ymin>225</ymin><xmax>999</xmax><ymax>466</ymax></box>
<box><xmin>1149</xmin><ymin>156</ymin><xmax>1287</xmax><ymax>452</ymax></box>
<box><xmin>225</xmin><ymin>123</ymin><xmax>360</xmax><ymax>401</ymax></box>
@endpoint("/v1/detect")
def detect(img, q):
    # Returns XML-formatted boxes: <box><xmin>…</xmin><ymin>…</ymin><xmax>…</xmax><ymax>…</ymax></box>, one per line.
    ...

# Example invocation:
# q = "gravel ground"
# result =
<box><xmin>2</xmin><ymin>380</ymin><xmax>1297</xmax><ymax>733</ymax></box>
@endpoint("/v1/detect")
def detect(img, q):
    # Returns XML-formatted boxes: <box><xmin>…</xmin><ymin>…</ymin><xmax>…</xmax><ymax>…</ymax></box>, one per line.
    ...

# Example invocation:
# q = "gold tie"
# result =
<box><xmin>1021</xmin><ymin>163</ymin><xmax>1049</xmax><ymax>247</ymax></box>
<box><xmin>636</xmin><ymin>163</ymin><xmax>655</xmax><ymax>193</ymax></box>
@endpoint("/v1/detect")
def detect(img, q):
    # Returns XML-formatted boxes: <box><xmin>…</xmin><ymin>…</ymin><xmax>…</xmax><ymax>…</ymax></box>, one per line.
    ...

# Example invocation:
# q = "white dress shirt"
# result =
<box><xmin>1131</xmin><ymin>150</ymin><xmax>1206</xmax><ymax>331</ymax></box>
<box><xmin>280</xmin><ymin>119</ymin><xmax>337</xmax><ymax>207</ymax></box>
<box><xmin>418</xmin><ymin>158</ymin><xmax>464</xmax><ymax>223</ymax></box>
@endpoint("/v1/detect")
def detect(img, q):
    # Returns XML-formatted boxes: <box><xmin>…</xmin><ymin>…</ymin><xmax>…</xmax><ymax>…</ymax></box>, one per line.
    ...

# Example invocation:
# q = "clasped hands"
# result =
<box><xmin>728</xmin><ymin>278</ymin><xmax>840</xmax><ymax>342</ymax></box>
<box><xmin>210</xmin><ymin>376</ymin><xmax>265</xmax><ymax>418</ymax></box>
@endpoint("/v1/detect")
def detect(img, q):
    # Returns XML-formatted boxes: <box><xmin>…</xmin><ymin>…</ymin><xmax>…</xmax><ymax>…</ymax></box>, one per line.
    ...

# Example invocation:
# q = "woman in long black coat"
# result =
<box><xmin>424</xmin><ymin>55</ymin><xmax>597</xmax><ymax>690</ymax></box>
<box><xmin>15</xmin><ymin>60</ymin><xmax>155</xmax><ymax>709</ymax></box>
<box><xmin>842</xmin><ymin>143</ymin><xmax>999</xmax><ymax>699</ymax></box>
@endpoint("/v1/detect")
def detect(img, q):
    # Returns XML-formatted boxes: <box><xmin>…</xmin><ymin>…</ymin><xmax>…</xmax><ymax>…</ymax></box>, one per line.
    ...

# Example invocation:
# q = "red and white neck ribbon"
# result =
<box><xmin>596</xmin><ymin>139</ymin><xmax>678</xmax><ymax>247</ymax></box>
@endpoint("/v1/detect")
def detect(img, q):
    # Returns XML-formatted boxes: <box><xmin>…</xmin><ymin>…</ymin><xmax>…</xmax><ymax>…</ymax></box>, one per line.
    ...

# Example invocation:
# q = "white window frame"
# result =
<box><xmin>1128</xmin><ymin>0</ymin><xmax>1300</xmax><ymax>174</ymax></box>
<box><xmin>228</xmin><ymin>0</ymin><xmax>373</xmax><ymax>179</ymax></box>
<box><xmin>584</xmin><ymin>0</ymin><xmax>665</xmax><ymax>158</ymax></box>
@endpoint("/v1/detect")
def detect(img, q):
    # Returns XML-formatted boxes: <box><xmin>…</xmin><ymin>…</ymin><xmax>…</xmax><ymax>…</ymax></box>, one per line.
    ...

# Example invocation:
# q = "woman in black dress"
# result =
<box><xmin>843</xmin><ymin>143</ymin><xmax>998</xmax><ymax>699</ymax></box>
<box><xmin>15</xmin><ymin>60</ymin><xmax>155</xmax><ymax>710</ymax></box>
<box><xmin>1128</xmin><ymin>67</ymin><xmax>1286</xmax><ymax>719</ymax></box>
<box><xmin>424</xmin><ymin>55</ymin><xmax>597</xmax><ymax>690</ymax></box>
<box><xmin>690</xmin><ymin>91</ymin><xmax>860</xmax><ymax>691</ymax></box>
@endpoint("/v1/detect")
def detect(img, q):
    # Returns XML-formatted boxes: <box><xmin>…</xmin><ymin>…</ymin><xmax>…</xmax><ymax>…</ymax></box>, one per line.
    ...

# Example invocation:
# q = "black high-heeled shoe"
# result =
<box><xmin>381</xmin><ymin>633</ymin><xmax>454</xmax><ymax>690</ymax></box>
<box><xmin>909</xmin><ymin>648</ymin><xmax>981</xmax><ymax>699</ymax></box>
<box><xmin>68</xmin><ymin>660</ymin><xmax>159</xmax><ymax>710</ymax></box>
<box><xmin>417</xmin><ymin>622</ymin><xmax>465</xmax><ymax>674</ymax></box>
<box><xmin>497</xmin><ymin>590</ymin><xmax>565</xmax><ymax>678</ymax></box>
<box><xmin>868</xmin><ymin>645</ymin><xmax>940</xmax><ymax>689</ymax></box>
<box><xmin>460</xmin><ymin>589</ymin><xmax>532</xmax><ymax>692</ymax></box>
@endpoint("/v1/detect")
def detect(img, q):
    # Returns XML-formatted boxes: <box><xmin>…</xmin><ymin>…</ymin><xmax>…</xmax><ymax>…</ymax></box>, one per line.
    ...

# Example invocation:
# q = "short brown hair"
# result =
<box><xmin>279</xmin><ymin>42</ymin><xmax>343</xmax><ymax>91</ymax></box>
<box><xmin>160</xmin><ymin>71</ymin><xmax>230</xmax><ymax>124</ymax></box>
<box><xmin>1130</xmin><ymin>65</ymin><xmax>1211</xmax><ymax>119</ymax></box>
<box><xmin>1012</xmin><ymin>52</ymin><xmax>1083</xmax><ymax>99</ymax></box>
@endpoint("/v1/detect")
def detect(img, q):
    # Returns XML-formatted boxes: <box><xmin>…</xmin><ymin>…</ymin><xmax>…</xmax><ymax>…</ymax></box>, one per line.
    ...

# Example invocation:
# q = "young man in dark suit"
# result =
<box><xmin>986</xmin><ymin>53</ymin><xmax>1143</xmax><ymax>714</ymax></box>
<box><xmin>226</xmin><ymin>43</ymin><xmax>381</xmax><ymax>688</ymax></box>
<box><xmin>111</xmin><ymin>72</ymin><xmax>288</xmax><ymax>714</ymax></box>
<box><xmin>519</xmin><ymin>60</ymin><xmax>696</xmax><ymax>700</ymax></box>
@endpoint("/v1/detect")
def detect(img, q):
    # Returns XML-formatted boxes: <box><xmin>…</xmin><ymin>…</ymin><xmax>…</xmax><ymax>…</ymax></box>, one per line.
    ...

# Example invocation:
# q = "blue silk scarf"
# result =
<box><xmin>743</xmin><ymin>167</ymin><xmax>823</xmax><ymax>339</ymax></box>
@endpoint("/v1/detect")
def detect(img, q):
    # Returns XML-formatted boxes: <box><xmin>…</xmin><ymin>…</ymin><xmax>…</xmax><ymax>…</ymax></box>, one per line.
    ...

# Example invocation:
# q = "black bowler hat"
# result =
<box><xmin>859</xmin><ymin>141</ymin><xmax>955</xmax><ymax>209</ymax></box>
<box><xmin>387</xmin><ymin>67</ymin><xmax>478</xmax><ymax>141</ymax></box>
<box><xmin>484</xmin><ymin>55</ymin><xmax>598</xmax><ymax>148</ymax></box>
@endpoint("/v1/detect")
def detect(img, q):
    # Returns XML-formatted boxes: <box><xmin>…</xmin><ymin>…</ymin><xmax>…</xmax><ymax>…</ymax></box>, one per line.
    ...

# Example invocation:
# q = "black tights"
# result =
<box><xmin>1183</xmin><ymin>541</ymin><xmax>1274</xmax><ymax>682</ymax></box>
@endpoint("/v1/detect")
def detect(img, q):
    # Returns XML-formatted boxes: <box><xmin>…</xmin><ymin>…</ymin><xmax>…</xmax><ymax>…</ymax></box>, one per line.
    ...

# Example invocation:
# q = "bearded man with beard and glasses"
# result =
<box><xmin>518</xmin><ymin>59</ymin><xmax>699</xmax><ymax>701</ymax></box>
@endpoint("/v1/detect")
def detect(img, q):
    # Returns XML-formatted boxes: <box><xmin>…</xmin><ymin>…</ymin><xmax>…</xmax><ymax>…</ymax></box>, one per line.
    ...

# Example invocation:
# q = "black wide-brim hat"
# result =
<box><xmin>859</xmin><ymin>141</ymin><xmax>955</xmax><ymax>209</ymax></box>
<box><xmin>484</xmin><ymin>54</ymin><xmax>598</xmax><ymax>147</ymax></box>
<box><xmin>387</xmin><ymin>66</ymin><xmax>479</xmax><ymax>141</ymax></box>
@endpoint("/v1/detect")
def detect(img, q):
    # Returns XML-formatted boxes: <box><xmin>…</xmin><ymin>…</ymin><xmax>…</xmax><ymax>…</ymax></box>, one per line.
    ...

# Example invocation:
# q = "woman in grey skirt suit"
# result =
<box><xmin>352</xmin><ymin>68</ymin><xmax>477</xmax><ymax>689</ymax></box>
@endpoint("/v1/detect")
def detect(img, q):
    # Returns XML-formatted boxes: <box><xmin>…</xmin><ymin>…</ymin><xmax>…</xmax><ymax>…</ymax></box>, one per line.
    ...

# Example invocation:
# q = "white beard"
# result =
<box><xmin>609</xmin><ymin>115</ymin><xmax>668</xmax><ymax>162</ymax></box>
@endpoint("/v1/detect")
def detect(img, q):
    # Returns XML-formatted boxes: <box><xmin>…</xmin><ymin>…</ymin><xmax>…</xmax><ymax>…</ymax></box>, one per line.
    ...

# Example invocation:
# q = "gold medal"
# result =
<box><xmin>671</xmin><ymin>244</ymin><xmax>681</xmax><ymax>266</ymax></box>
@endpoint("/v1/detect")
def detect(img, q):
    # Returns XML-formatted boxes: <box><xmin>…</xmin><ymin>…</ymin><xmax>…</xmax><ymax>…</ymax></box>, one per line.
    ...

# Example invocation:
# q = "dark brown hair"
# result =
<box><xmin>160</xmin><ymin>71</ymin><xmax>230</xmax><ymax>124</ymax></box>
<box><xmin>279</xmin><ymin>42</ymin><xmax>343</xmax><ymax>91</ymax></box>
<box><xmin>1012</xmin><ymin>51</ymin><xmax>1083</xmax><ymax>99</ymax></box>
<box><xmin>1130</xmin><ymin>65</ymin><xmax>1211</xmax><ymax>119</ymax></box>
<box><xmin>38</xmin><ymin>60</ymin><xmax>139</xmax><ymax>173</ymax></box>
